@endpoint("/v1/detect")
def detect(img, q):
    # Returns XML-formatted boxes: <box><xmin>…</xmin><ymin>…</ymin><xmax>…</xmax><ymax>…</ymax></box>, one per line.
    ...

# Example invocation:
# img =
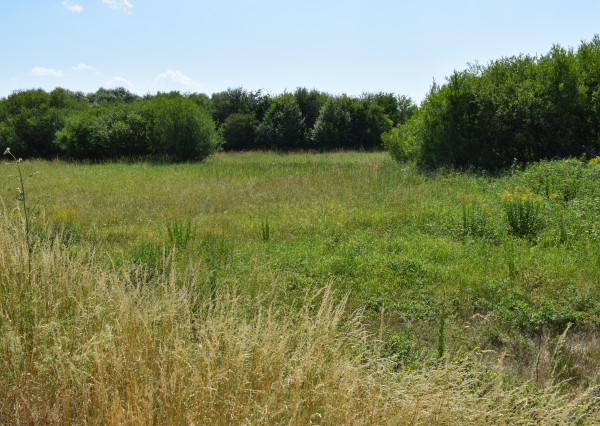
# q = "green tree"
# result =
<box><xmin>144</xmin><ymin>93</ymin><xmax>218</xmax><ymax>161</ymax></box>
<box><xmin>256</xmin><ymin>94</ymin><xmax>306</xmax><ymax>150</ymax></box>
<box><xmin>311</xmin><ymin>96</ymin><xmax>353</xmax><ymax>150</ymax></box>
<box><xmin>219</xmin><ymin>113</ymin><xmax>258</xmax><ymax>151</ymax></box>
<box><xmin>294</xmin><ymin>87</ymin><xmax>328</xmax><ymax>134</ymax></box>
<box><xmin>0</xmin><ymin>88</ymin><xmax>88</xmax><ymax>158</ymax></box>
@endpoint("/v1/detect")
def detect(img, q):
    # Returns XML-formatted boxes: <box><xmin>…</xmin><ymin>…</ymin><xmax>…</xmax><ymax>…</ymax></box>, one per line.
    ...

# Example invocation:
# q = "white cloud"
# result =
<box><xmin>73</xmin><ymin>63</ymin><xmax>102</xmax><ymax>75</ymax></box>
<box><xmin>30</xmin><ymin>67</ymin><xmax>64</xmax><ymax>77</ymax></box>
<box><xmin>153</xmin><ymin>70</ymin><xmax>201</xmax><ymax>88</ymax></box>
<box><xmin>106</xmin><ymin>76</ymin><xmax>133</xmax><ymax>88</ymax></box>
<box><xmin>73</xmin><ymin>63</ymin><xmax>95</xmax><ymax>71</ymax></box>
<box><xmin>102</xmin><ymin>0</ymin><xmax>134</xmax><ymax>12</ymax></box>
<box><xmin>63</xmin><ymin>1</ymin><xmax>83</xmax><ymax>12</ymax></box>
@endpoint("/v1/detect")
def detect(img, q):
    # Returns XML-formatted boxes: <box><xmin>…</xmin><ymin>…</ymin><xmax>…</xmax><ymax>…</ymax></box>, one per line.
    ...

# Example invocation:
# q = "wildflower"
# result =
<box><xmin>589</xmin><ymin>156</ymin><xmax>600</xmax><ymax>167</ymax></box>
<box><xmin>500</xmin><ymin>190</ymin><xmax>513</xmax><ymax>204</ymax></box>
<box><xmin>3</xmin><ymin>147</ymin><xmax>10</xmax><ymax>155</ymax></box>
<box><xmin>565</xmin><ymin>178</ymin><xmax>574</xmax><ymax>184</ymax></box>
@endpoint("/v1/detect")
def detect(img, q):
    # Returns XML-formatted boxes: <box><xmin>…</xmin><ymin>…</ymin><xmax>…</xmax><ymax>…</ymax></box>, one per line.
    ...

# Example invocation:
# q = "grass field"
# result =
<box><xmin>2</xmin><ymin>151</ymin><xmax>600</xmax><ymax>423</ymax></box>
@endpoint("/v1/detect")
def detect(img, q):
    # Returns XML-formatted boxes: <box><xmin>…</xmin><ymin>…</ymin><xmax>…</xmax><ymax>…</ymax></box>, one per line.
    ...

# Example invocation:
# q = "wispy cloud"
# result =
<box><xmin>72</xmin><ymin>63</ymin><xmax>101</xmax><ymax>75</ymax></box>
<box><xmin>30</xmin><ymin>67</ymin><xmax>64</xmax><ymax>77</ymax></box>
<box><xmin>102</xmin><ymin>0</ymin><xmax>134</xmax><ymax>12</ymax></box>
<box><xmin>153</xmin><ymin>70</ymin><xmax>201</xmax><ymax>88</ymax></box>
<box><xmin>106</xmin><ymin>76</ymin><xmax>133</xmax><ymax>88</ymax></box>
<box><xmin>63</xmin><ymin>1</ymin><xmax>83</xmax><ymax>12</ymax></box>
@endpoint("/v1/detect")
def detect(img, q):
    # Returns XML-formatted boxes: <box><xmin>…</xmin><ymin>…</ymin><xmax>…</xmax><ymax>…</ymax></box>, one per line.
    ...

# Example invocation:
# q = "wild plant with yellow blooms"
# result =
<box><xmin>500</xmin><ymin>186</ymin><xmax>544</xmax><ymax>238</ymax></box>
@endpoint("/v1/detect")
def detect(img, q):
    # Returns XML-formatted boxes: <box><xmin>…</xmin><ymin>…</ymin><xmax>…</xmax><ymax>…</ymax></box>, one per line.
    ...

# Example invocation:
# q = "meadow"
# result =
<box><xmin>2</xmin><ymin>151</ymin><xmax>600</xmax><ymax>423</ymax></box>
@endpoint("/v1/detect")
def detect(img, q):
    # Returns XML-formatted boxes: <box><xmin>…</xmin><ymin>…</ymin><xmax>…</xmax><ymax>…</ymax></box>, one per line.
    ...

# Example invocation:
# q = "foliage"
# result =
<box><xmin>55</xmin><ymin>102</ymin><xmax>148</xmax><ymax>159</ymax></box>
<box><xmin>144</xmin><ymin>93</ymin><xmax>219</xmax><ymax>161</ymax></box>
<box><xmin>0</xmin><ymin>88</ymin><xmax>88</xmax><ymax>158</ymax></box>
<box><xmin>293</xmin><ymin>87</ymin><xmax>329</xmax><ymax>132</ymax></box>
<box><xmin>219</xmin><ymin>113</ymin><xmax>258</xmax><ymax>151</ymax></box>
<box><xmin>388</xmin><ymin>36</ymin><xmax>600</xmax><ymax>170</ymax></box>
<box><xmin>311</xmin><ymin>96</ymin><xmax>353</xmax><ymax>150</ymax></box>
<box><xmin>500</xmin><ymin>186</ymin><xmax>544</xmax><ymax>238</ymax></box>
<box><xmin>86</xmin><ymin>87</ymin><xmax>140</xmax><ymax>106</ymax></box>
<box><xmin>211</xmin><ymin>87</ymin><xmax>271</xmax><ymax>125</ymax></box>
<box><xmin>256</xmin><ymin>94</ymin><xmax>306</xmax><ymax>150</ymax></box>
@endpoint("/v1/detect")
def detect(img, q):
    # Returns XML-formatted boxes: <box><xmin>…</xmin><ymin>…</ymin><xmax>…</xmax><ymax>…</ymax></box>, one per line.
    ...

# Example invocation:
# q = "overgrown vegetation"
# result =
<box><xmin>2</xmin><ymin>152</ymin><xmax>600</xmax><ymax>423</ymax></box>
<box><xmin>2</xmin><ymin>152</ymin><xmax>600</xmax><ymax>422</ymax></box>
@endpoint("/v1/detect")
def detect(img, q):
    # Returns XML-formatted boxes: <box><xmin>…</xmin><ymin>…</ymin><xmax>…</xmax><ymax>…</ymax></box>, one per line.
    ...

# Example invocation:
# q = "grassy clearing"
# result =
<box><xmin>2</xmin><ymin>151</ymin><xmax>600</xmax><ymax>422</ymax></box>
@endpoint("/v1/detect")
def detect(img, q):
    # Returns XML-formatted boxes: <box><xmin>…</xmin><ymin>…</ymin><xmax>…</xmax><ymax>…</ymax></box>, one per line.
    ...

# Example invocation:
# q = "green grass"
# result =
<box><xmin>3</xmin><ymin>151</ymin><xmax>600</xmax><ymax>385</ymax></box>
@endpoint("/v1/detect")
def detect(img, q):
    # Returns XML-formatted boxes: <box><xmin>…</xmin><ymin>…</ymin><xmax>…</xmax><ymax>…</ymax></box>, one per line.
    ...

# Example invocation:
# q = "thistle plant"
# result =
<box><xmin>3</xmin><ymin>147</ymin><xmax>33</xmax><ymax>281</ymax></box>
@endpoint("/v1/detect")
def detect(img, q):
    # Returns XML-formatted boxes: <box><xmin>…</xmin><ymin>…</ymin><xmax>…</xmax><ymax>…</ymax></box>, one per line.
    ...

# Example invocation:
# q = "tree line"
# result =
<box><xmin>0</xmin><ymin>86</ymin><xmax>416</xmax><ymax>161</ymax></box>
<box><xmin>385</xmin><ymin>35</ymin><xmax>600</xmax><ymax>170</ymax></box>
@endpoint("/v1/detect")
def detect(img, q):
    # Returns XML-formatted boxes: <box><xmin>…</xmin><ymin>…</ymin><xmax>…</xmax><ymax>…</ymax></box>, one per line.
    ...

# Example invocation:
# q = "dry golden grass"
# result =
<box><xmin>1</xmin><ymin>211</ymin><xmax>599</xmax><ymax>424</ymax></box>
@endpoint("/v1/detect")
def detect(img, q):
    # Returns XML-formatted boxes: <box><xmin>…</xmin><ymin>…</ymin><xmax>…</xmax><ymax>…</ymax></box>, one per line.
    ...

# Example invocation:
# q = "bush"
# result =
<box><xmin>256</xmin><ymin>94</ymin><xmax>306</xmax><ymax>150</ymax></box>
<box><xmin>144</xmin><ymin>93</ymin><xmax>219</xmax><ymax>161</ymax></box>
<box><xmin>55</xmin><ymin>103</ymin><xmax>147</xmax><ymax>159</ymax></box>
<box><xmin>311</xmin><ymin>97</ymin><xmax>353</xmax><ymax>150</ymax></box>
<box><xmin>0</xmin><ymin>88</ymin><xmax>88</xmax><ymax>158</ymax></box>
<box><xmin>390</xmin><ymin>37</ymin><xmax>600</xmax><ymax>171</ymax></box>
<box><xmin>219</xmin><ymin>113</ymin><xmax>258</xmax><ymax>151</ymax></box>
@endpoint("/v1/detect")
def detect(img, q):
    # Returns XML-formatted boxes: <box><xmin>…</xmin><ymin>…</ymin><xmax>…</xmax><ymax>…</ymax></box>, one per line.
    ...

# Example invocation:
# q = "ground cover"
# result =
<box><xmin>1</xmin><ymin>151</ymin><xmax>600</xmax><ymax>422</ymax></box>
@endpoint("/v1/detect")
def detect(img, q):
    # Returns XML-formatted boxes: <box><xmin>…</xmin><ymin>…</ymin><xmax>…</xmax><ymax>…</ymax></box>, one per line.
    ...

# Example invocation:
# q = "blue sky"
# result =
<box><xmin>2</xmin><ymin>0</ymin><xmax>599</xmax><ymax>103</ymax></box>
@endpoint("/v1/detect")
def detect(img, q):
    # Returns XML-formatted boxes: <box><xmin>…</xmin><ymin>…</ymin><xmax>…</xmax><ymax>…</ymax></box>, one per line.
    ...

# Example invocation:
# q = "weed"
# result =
<box><xmin>436</xmin><ymin>310</ymin><xmax>446</xmax><ymax>359</ymax></box>
<box><xmin>503</xmin><ymin>237</ymin><xmax>517</xmax><ymax>277</ymax></box>
<box><xmin>500</xmin><ymin>186</ymin><xmax>544</xmax><ymax>238</ymax></box>
<box><xmin>166</xmin><ymin>218</ymin><xmax>195</xmax><ymax>248</ymax></box>
<box><xmin>459</xmin><ymin>194</ymin><xmax>492</xmax><ymax>238</ymax></box>
<box><xmin>3</xmin><ymin>147</ymin><xmax>35</xmax><ymax>283</ymax></box>
<box><xmin>260</xmin><ymin>217</ymin><xmax>270</xmax><ymax>243</ymax></box>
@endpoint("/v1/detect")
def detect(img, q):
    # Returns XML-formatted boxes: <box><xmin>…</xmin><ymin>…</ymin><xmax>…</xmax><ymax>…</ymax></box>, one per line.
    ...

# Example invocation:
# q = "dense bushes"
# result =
<box><xmin>0</xmin><ymin>85</ymin><xmax>415</xmax><ymax>160</ymax></box>
<box><xmin>55</xmin><ymin>103</ymin><xmax>147</xmax><ymax>159</ymax></box>
<box><xmin>0</xmin><ymin>88</ymin><xmax>88</xmax><ymax>158</ymax></box>
<box><xmin>386</xmin><ymin>36</ymin><xmax>600</xmax><ymax>170</ymax></box>
<box><xmin>55</xmin><ymin>93</ymin><xmax>218</xmax><ymax>161</ymax></box>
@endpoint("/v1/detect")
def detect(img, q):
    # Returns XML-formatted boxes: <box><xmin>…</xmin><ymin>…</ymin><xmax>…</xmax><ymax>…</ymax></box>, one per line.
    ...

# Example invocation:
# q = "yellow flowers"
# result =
<box><xmin>589</xmin><ymin>156</ymin><xmax>600</xmax><ymax>167</ymax></box>
<box><xmin>500</xmin><ymin>186</ymin><xmax>542</xmax><ymax>204</ymax></box>
<box><xmin>500</xmin><ymin>186</ymin><xmax>543</xmax><ymax>238</ymax></box>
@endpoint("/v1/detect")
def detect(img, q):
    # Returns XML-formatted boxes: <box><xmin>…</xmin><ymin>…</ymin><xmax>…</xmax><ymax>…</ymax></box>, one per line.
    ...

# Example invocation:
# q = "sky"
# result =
<box><xmin>2</xmin><ymin>0</ymin><xmax>599</xmax><ymax>103</ymax></box>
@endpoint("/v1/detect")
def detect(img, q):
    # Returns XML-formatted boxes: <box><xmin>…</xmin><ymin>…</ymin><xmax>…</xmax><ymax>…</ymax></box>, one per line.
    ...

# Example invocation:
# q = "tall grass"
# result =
<box><xmin>1</xmin><ymin>212</ymin><xmax>599</xmax><ymax>423</ymax></box>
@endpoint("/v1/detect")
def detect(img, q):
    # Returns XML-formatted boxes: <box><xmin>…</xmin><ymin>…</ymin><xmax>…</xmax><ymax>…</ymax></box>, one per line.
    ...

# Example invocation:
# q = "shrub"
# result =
<box><xmin>389</xmin><ymin>37</ymin><xmax>600</xmax><ymax>171</ymax></box>
<box><xmin>219</xmin><ymin>113</ymin><xmax>258</xmax><ymax>151</ymax></box>
<box><xmin>54</xmin><ymin>103</ymin><xmax>147</xmax><ymax>159</ymax></box>
<box><xmin>0</xmin><ymin>88</ymin><xmax>88</xmax><ymax>158</ymax></box>
<box><xmin>256</xmin><ymin>94</ymin><xmax>306</xmax><ymax>150</ymax></box>
<box><xmin>144</xmin><ymin>93</ymin><xmax>219</xmax><ymax>161</ymax></box>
